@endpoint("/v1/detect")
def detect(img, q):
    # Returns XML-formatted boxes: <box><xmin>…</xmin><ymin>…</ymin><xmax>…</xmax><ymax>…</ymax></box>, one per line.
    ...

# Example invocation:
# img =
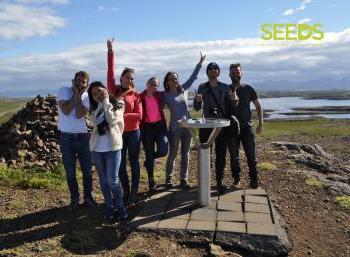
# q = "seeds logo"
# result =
<box><xmin>260</xmin><ymin>23</ymin><xmax>324</xmax><ymax>41</ymax></box>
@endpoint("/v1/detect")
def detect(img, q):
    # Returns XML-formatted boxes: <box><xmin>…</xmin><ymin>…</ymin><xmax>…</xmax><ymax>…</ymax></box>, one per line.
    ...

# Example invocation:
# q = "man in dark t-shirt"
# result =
<box><xmin>227</xmin><ymin>63</ymin><xmax>263</xmax><ymax>189</ymax></box>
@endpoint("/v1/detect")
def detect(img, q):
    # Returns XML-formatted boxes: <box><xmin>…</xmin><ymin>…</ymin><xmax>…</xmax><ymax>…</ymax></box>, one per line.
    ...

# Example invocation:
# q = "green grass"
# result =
<box><xmin>0</xmin><ymin>99</ymin><xmax>26</xmax><ymax>124</ymax></box>
<box><xmin>305</xmin><ymin>176</ymin><xmax>325</xmax><ymax>187</ymax></box>
<box><xmin>0</xmin><ymin>164</ymin><xmax>67</xmax><ymax>190</ymax></box>
<box><xmin>257</xmin><ymin>162</ymin><xmax>277</xmax><ymax>172</ymax></box>
<box><xmin>260</xmin><ymin>118</ymin><xmax>350</xmax><ymax>137</ymax></box>
<box><xmin>334</xmin><ymin>196</ymin><xmax>350</xmax><ymax>209</ymax></box>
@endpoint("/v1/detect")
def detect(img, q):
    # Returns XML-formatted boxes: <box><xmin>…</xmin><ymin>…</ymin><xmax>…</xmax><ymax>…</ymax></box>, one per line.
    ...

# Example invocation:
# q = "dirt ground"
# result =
<box><xmin>0</xmin><ymin>134</ymin><xmax>349</xmax><ymax>257</ymax></box>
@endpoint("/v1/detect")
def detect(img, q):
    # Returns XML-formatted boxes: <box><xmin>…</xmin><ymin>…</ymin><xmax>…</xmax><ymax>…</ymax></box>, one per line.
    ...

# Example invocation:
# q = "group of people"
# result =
<box><xmin>57</xmin><ymin>38</ymin><xmax>263</xmax><ymax>221</ymax></box>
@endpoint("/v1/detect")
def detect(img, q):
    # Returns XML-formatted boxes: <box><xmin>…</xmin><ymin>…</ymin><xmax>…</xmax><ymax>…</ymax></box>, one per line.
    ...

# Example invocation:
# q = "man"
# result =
<box><xmin>193</xmin><ymin>62</ymin><xmax>237</xmax><ymax>194</ymax></box>
<box><xmin>227</xmin><ymin>63</ymin><xmax>263</xmax><ymax>189</ymax></box>
<box><xmin>57</xmin><ymin>71</ymin><xmax>97</xmax><ymax>208</ymax></box>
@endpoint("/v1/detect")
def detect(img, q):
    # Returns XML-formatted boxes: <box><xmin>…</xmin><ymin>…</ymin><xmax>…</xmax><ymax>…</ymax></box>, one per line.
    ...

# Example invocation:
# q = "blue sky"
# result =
<box><xmin>0</xmin><ymin>0</ymin><xmax>350</xmax><ymax>96</ymax></box>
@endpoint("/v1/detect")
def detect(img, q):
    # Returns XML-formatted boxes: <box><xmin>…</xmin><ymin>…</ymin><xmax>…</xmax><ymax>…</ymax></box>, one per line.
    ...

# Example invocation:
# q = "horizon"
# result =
<box><xmin>1</xmin><ymin>0</ymin><xmax>350</xmax><ymax>97</ymax></box>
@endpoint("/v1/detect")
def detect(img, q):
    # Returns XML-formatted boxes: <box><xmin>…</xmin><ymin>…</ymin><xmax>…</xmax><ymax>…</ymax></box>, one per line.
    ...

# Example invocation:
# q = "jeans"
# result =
<box><xmin>119</xmin><ymin>129</ymin><xmax>141</xmax><ymax>197</ymax></box>
<box><xmin>199</xmin><ymin>128</ymin><xmax>228</xmax><ymax>185</ymax></box>
<box><xmin>141</xmin><ymin>122</ymin><xmax>169</xmax><ymax>183</ymax></box>
<box><xmin>92</xmin><ymin>150</ymin><xmax>125</xmax><ymax>212</ymax></box>
<box><xmin>166</xmin><ymin>126</ymin><xmax>191</xmax><ymax>181</ymax></box>
<box><xmin>59</xmin><ymin>132</ymin><xmax>92</xmax><ymax>201</ymax></box>
<box><xmin>228</xmin><ymin>125</ymin><xmax>258</xmax><ymax>181</ymax></box>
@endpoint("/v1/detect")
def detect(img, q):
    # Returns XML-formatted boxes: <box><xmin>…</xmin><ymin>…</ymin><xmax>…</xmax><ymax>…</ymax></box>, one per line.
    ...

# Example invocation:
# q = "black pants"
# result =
<box><xmin>227</xmin><ymin>125</ymin><xmax>258</xmax><ymax>182</ymax></box>
<box><xmin>199</xmin><ymin>128</ymin><xmax>228</xmax><ymax>185</ymax></box>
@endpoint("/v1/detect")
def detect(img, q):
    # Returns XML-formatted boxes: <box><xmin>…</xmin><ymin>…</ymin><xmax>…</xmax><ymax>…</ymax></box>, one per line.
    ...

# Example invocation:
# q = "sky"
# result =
<box><xmin>0</xmin><ymin>0</ymin><xmax>349</xmax><ymax>96</ymax></box>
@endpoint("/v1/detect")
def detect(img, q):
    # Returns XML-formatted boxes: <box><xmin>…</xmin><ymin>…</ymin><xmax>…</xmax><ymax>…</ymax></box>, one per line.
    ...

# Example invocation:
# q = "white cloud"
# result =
<box><xmin>0</xmin><ymin>3</ymin><xmax>65</xmax><ymax>40</ymax></box>
<box><xmin>266</xmin><ymin>7</ymin><xmax>274</xmax><ymax>12</ymax></box>
<box><xmin>98</xmin><ymin>5</ymin><xmax>119</xmax><ymax>12</ymax></box>
<box><xmin>15</xmin><ymin>0</ymin><xmax>69</xmax><ymax>4</ymax></box>
<box><xmin>298</xmin><ymin>18</ymin><xmax>311</xmax><ymax>24</ymax></box>
<box><xmin>97</xmin><ymin>5</ymin><xmax>105</xmax><ymax>11</ymax></box>
<box><xmin>284</xmin><ymin>9</ymin><xmax>294</xmax><ymax>16</ymax></box>
<box><xmin>283</xmin><ymin>0</ymin><xmax>311</xmax><ymax>16</ymax></box>
<box><xmin>0</xmin><ymin>28</ymin><xmax>350</xmax><ymax>95</ymax></box>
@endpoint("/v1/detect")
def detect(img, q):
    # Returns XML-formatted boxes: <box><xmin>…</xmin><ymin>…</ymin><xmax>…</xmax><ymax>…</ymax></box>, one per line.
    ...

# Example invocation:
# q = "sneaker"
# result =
<box><xmin>148</xmin><ymin>180</ymin><xmax>156</xmax><ymax>193</ymax></box>
<box><xmin>127</xmin><ymin>192</ymin><xmax>138</xmax><ymax>205</ymax></box>
<box><xmin>115</xmin><ymin>207</ymin><xmax>128</xmax><ymax>221</ymax></box>
<box><xmin>249</xmin><ymin>179</ymin><xmax>259</xmax><ymax>189</ymax></box>
<box><xmin>233</xmin><ymin>179</ymin><xmax>241</xmax><ymax>189</ymax></box>
<box><xmin>83</xmin><ymin>196</ymin><xmax>98</xmax><ymax>208</ymax></box>
<box><xmin>165</xmin><ymin>178</ymin><xmax>173</xmax><ymax>189</ymax></box>
<box><xmin>217</xmin><ymin>184</ymin><xmax>227</xmax><ymax>195</ymax></box>
<box><xmin>104</xmin><ymin>208</ymin><xmax>115</xmax><ymax>222</ymax></box>
<box><xmin>69</xmin><ymin>198</ymin><xmax>79</xmax><ymax>209</ymax></box>
<box><xmin>180</xmin><ymin>179</ymin><xmax>191</xmax><ymax>190</ymax></box>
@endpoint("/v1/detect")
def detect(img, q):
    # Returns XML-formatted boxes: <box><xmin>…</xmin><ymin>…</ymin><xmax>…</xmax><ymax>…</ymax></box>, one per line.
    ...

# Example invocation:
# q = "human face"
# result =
<box><xmin>91</xmin><ymin>86</ymin><xmax>106</xmax><ymax>103</ymax></box>
<box><xmin>74</xmin><ymin>75</ymin><xmax>88</xmax><ymax>92</ymax></box>
<box><xmin>207</xmin><ymin>66</ymin><xmax>220</xmax><ymax>79</ymax></box>
<box><xmin>229</xmin><ymin>66</ymin><xmax>242</xmax><ymax>84</ymax></box>
<box><xmin>166</xmin><ymin>73</ymin><xmax>179</xmax><ymax>91</ymax></box>
<box><xmin>121</xmin><ymin>71</ymin><xmax>135</xmax><ymax>89</ymax></box>
<box><xmin>147</xmin><ymin>79</ymin><xmax>159</xmax><ymax>94</ymax></box>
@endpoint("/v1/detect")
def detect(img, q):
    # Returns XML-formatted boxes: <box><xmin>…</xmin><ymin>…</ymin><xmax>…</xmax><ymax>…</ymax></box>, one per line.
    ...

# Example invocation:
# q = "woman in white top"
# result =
<box><xmin>88</xmin><ymin>81</ymin><xmax>127</xmax><ymax>221</ymax></box>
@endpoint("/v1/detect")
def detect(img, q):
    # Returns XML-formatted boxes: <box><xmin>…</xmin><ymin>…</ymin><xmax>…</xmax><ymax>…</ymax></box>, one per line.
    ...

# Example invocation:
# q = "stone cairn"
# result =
<box><xmin>0</xmin><ymin>95</ymin><xmax>62</xmax><ymax>171</ymax></box>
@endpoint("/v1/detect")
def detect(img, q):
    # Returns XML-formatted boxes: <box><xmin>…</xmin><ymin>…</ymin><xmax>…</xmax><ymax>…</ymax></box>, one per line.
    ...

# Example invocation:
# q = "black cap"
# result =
<box><xmin>206</xmin><ymin>62</ymin><xmax>220</xmax><ymax>75</ymax></box>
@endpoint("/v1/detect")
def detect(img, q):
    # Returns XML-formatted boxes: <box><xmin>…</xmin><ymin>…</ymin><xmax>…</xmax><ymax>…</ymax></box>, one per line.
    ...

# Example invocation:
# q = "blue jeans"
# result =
<box><xmin>59</xmin><ymin>132</ymin><xmax>92</xmax><ymax>201</ymax></box>
<box><xmin>141</xmin><ymin>122</ymin><xmax>169</xmax><ymax>183</ymax></box>
<box><xmin>119</xmin><ymin>129</ymin><xmax>141</xmax><ymax>197</ymax></box>
<box><xmin>166</xmin><ymin>126</ymin><xmax>192</xmax><ymax>181</ymax></box>
<box><xmin>92</xmin><ymin>150</ymin><xmax>125</xmax><ymax>213</ymax></box>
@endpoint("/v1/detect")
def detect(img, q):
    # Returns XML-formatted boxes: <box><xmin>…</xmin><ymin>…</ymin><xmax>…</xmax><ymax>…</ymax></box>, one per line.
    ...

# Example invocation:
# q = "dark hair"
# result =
<box><xmin>120</xmin><ymin>67</ymin><xmax>135</xmax><ymax>87</ymax></box>
<box><xmin>206</xmin><ymin>62</ymin><xmax>220</xmax><ymax>76</ymax></box>
<box><xmin>229</xmin><ymin>63</ymin><xmax>241</xmax><ymax>70</ymax></box>
<box><xmin>88</xmin><ymin>81</ymin><xmax>105</xmax><ymax>113</ymax></box>
<box><xmin>163</xmin><ymin>71</ymin><xmax>183</xmax><ymax>93</ymax></box>
<box><xmin>74</xmin><ymin>71</ymin><xmax>89</xmax><ymax>84</ymax></box>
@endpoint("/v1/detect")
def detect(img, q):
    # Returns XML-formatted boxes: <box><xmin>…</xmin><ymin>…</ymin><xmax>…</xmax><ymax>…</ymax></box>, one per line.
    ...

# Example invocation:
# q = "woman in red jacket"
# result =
<box><xmin>140</xmin><ymin>77</ymin><xmax>169</xmax><ymax>192</ymax></box>
<box><xmin>107</xmin><ymin>38</ymin><xmax>143</xmax><ymax>205</ymax></box>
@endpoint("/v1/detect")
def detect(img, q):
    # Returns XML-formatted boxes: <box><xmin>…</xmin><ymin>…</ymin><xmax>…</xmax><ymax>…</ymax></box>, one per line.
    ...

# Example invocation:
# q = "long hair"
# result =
<box><xmin>163</xmin><ymin>71</ymin><xmax>183</xmax><ymax>93</ymax></box>
<box><xmin>119</xmin><ymin>67</ymin><xmax>135</xmax><ymax>88</ymax></box>
<box><xmin>88</xmin><ymin>81</ymin><xmax>123</xmax><ymax>113</ymax></box>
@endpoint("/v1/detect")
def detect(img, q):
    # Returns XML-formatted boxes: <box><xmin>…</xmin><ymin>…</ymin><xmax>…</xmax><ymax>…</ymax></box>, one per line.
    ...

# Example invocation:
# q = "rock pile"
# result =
<box><xmin>0</xmin><ymin>95</ymin><xmax>61</xmax><ymax>171</ymax></box>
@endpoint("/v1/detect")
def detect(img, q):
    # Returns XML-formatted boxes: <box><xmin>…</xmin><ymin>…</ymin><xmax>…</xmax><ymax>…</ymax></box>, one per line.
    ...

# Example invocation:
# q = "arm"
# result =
<box><xmin>124</xmin><ymin>93</ymin><xmax>143</xmax><ymax>123</ymax></box>
<box><xmin>253</xmin><ymin>99</ymin><xmax>263</xmax><ymax>134</ymax></box>
<box><xmin>182</xmin><ymin>52</ymin><xmax>206</xmax><ymax>90</ymax></box>
<box><xmin>75</xmin><ymin>90</ymin><xmax>88</xmax><ymax>119</ymax></box>
<box><xmin>107</xmin><ymin>38</ymin><xmax>117</xmax><ymax>95</ymax></box>
<box><xmin>103</xmin><ymin>98</ymin><xmax>125</xmax><ymax>126</ymax></box>
<box><xmin>58</xmin><ymin>98</ymin><xmax>75</xmax><ymax>115</ymax></box>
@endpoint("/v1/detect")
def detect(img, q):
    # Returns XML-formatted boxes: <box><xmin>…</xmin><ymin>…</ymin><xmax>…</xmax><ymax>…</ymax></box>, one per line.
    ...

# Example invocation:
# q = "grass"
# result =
<box><xmin>334</xmin><ymin>196</ymin><xmax>350</xmax><ymax>209</ymax></box>
<box><xmin>305</xmin><ymin>176</ymin><xmax>325</xmax><ymax>187</ymax></box>
<box><xmin>0</xmin><ymin>99</ymin><xmax>26</xmax><ymax>124</ymax></box>
<box><xmin>0</xmin><ymin>164</ymin><xmax>67</xmax><ymax>190</ymax></box>
<box><xmin>257</xmin><ymin>162</ymin><xmax>277</xmax><ymax>172</ymax></box>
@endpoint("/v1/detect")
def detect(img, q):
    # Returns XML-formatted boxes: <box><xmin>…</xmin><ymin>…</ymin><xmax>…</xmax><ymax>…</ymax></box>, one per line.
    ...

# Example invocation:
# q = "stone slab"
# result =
<box><xmin>245</xmin><ymin>188</ymin><xmax>267</xmax><ymax>196</ymax></box>
<box><xmin>137</xmin><ymin>207</ymin><xmax>166</xmax><ymax>217</ymax></box>
<box><xmin>147</xmin><ymin>191</ymin><xmax>175</xmax><ymax>200</ymax></box>
<box><xmin>245</xmin><ymin>212</ymin><xmax>273</xmax><ymax>223</ymax></box>
<box><xmin>245</xmin><ymin>195</ymin><xmax>269</xmax><ymax>205</ymax></box>
<box><xmin>191</xmin><ymin>208</ymin><xmax>217</xmax><ymax>221</ymax></box>
<box><xmin>164</xmin><ymin>209</ymin><xmax>191</xmax><ymax>220</ymax></box>
<box><xmin>173</xmin><ymin>191</ymin><xmax>198</xmax><ymax>201</ymax></box>
<box><xmin>157</xmin><ymin>219</ymin><xmax>188</xmax><ymax>230</ymax></box>
<box><xmin>167</xmin><ymin>200</ymin><xmax>197</xmax><ymax>210</ymax></box>
<box><xmin>142</xmin><ymin>199</ymin><xmax>170</xmax><ymax>210</ymax></box>
<box><xmin>186</xmin><ymin>220</ymin><xmax>216</xmax><ymax>231</ymax></box>
<box><xmin>247</xmin><ymin>222</ymin><xmax>277</xmax><ymax>236</ymax></box>
<box><xmin>217</xmin><ymin>201</ymin><xmax>242</xmax><ymax>212</ymax></box>
<box><xmin>217</xmin><ymin>211</ymin><xmax>245</xmax><ymax>222</ymax></box>
<box><xmin>217</xmin><ymin>221</ymin><xmax>246</xmax><ymax>233</ymax></box>
<box><xmin>245</xmin><ymin>203</ymin><xmax>271</xmax><ymax>214</ymax></box>
<box><xmin>219</xmin><ymin>192</ymin><xmax>243</xmax><ymax>202</ymax></box>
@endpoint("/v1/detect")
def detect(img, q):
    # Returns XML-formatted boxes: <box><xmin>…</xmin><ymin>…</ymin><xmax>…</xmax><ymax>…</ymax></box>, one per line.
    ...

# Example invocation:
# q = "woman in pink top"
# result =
<box><xmin>140</xmin><ymin>77</ymin><xmax>168</xmax><ymax>192</ymax></box>
<box><xmin>107</xmin><ymin>38</ymin><xmax>143</xmax><ymax>205</ymax></box>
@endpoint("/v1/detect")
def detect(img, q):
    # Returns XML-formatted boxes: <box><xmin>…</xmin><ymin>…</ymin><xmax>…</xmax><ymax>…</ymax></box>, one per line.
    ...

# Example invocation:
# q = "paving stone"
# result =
<box><xmin>167</xmin><ymin>199</ymin><xmax>197</xmax><ymax>210</ymax></box>
<box><xmin>207</xmin><ymin>200</ymin><xmax>217</xmax><ymax>210</ymax></box>
<box><xmin>157</xmin><ymin>218</ymin><xmax>188</xmax><ymax>230</ymax></box>
<box><xmin>245</xmin><ymin>212</ymin><xmax>272</xmax><ymax>223</ymax></box>
<box><xmin>245</xmin><ymin>188</ymin><xmax>267</xmax><ymax>196</ymax></box>
<box><xmin>245</xmin><ymin>203</ymin><xmax>270</xmax><ymax>214</ymax></box>
<box><xmin>217</xmin><ymin>211</ymin><xmax>245</xmax><ymax>222</ymax></box>
<box><xmin>173</xmin><ymin>191</ymin><xmax>198</xmax><ymax>201</ymax></box>
<box><xmin>217</xmin><ymin>201</ymin><xmax>242</xmax><ymax>212</ymax></box>
<box><xmin>245</xmin><ymin>195</ymin><xmax>269</xmax><ymax>205</ymax></box>
<box><xmin>219</xmin><ymin>192</ymin><xmax>243</xmax><ymax>202</ymax></box>
<box><xmin>186</xmin><ymin>220</ymin><xmax>216</xmax><ymax>231</ymax></box>
<box><xmin>142</xmin><ymin>199</ymin><xmax>170</xmax><ymax>210</ymax></box>
<box><xmin>147</xmin><ymin>191</ymin><xmax>175</xmax><ymax>200</ymax></box>
<box><xmin>130</xmin><ymin>215</ymin><xmax>162</xmax><ymax>229</ymax></box>
<box><xmin>137</xmin><ymin>207</ymin><xmax>165</xmax><ymax>217</ymax></box>
<box><xmin>164</xmin><ymin>209</ymin><xmax>191</xmax><ymax>220</ymax></box>
<box><xmin>191</xmin><ymin>208</ymin><xmax>217</xmax><ymax>221</ymax></box>
<box><xmin>247</xmin><ymin>222</ymin><xmax>277</xmax><ymax>236</ymax></box>
<box><xmin>217</xmin><ymin>221</ymin><xmax>246</xmax><ymax>233</ymax></box>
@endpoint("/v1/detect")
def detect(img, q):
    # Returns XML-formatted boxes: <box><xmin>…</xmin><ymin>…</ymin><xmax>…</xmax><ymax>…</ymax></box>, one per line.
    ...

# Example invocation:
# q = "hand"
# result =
<box><xmin>256</xmin><ymin>123</ymin><xmax>263</xmax><ymax>134</ymax></box>
<box><xmin>107</xmin><ymin>37</ymin><xmax>114</xmax><ymax>51</ymax></box>
<box><xmin>195</xmin><ymin>93</ymin><xmax>203</xmax><ymax>102</ymax></box>
<box><xmin>229</xmin><ymin>90</ymin><xmax>239</xmax><ymax>102</ymax></box>
<box><xmin>199</xmin><ymin>51</ymin><xmax>206</xmax><ymax>64</ymax></box>
<box><xmin>101</xmin><ymin>88</ymin><xmax>109</xmax><ymax>100</ymax></box>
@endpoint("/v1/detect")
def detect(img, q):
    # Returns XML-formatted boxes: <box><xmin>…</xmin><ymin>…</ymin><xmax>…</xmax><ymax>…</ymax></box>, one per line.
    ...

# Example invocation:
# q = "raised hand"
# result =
<box><xmin>107</xmin><ymin>37</ymin><xmax>114</xmax><ymax>51</ymax></box>
<box><xmin>199</xmin><ymin>51</ymin><xmax>206</xmax><ymax>64</ymax></box>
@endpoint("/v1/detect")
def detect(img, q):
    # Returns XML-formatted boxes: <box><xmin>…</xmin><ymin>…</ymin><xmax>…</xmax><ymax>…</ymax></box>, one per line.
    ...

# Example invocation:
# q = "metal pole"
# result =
<box><xmin>198</xmin><ymin>146</ymin><xmax>210</xmax><ymax>206</ymax></box>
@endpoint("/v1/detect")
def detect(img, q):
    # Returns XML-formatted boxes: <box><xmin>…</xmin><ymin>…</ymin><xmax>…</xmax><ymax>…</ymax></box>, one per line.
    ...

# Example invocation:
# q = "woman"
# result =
<box><xmin>107</xmin><ymin>38</ymin><xmax>143</xmax><ymax>205</ymax></box>
<box><xmin>163</xmin><ymin>52</ymin><xmax>206</xmax><ymax>189</ymax></box>
<box><xmin>140</xmin><ymin>77</ymin><xmax>168</xmax><ymax>192</ymax></box>
<box><xmin>88</xmin><ymin>81</ymin><xmax>127</xmax><ymax>221</ymax></box>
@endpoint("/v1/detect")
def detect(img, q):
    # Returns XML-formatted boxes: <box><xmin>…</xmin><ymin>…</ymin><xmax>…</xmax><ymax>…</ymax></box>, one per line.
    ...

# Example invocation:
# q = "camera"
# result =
<box><xmin>97</xmin><ymin>119</ymin><xmax>109</xmax><ymax>135</ymax></box>
<box><xmin>209</xmin><ymin>107</ymin><xmax>219</xmax><ymax>117</ymax></box>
